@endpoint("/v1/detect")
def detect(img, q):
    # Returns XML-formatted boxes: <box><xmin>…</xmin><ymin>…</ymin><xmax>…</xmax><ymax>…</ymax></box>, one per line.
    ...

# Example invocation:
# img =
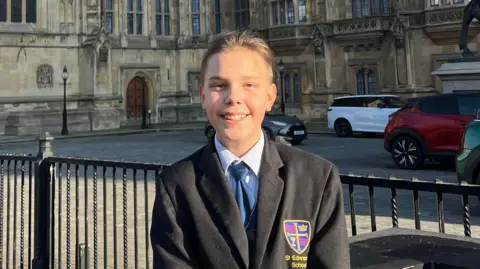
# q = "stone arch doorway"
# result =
<box><xmin>126</xmin><ymin>76</ymin><xmax>149</xmax><ymax>127</ymax></box>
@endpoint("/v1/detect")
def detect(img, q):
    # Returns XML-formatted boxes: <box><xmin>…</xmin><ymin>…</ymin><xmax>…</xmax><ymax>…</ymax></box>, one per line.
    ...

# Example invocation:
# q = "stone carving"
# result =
<box><xmin>389</xmin><ymin>6</ymin><xmax>408</xmax><ymax>48</ymax></box>
<box><xmin>427</xmin><ymin>9</ymin><xmax>463</xmax><ymax>24</ymax></box>
<box><xmin>177</xmin><ymin>35</ymin><xmax>186</xmax><ymax>47</ymax></box>
<box><xmin>459</xmin><ymin>0</ymin><xmax>480</xmax><ymax>57</ymax></box>
<box><xmin>269</xmin><ymin>28</ymin><xmax>295</xmax><ymax>39</ymax></box>
<box><xmin>191</xmin><ymin>36</ymin><xmax>199</xmax><ymax>48</ymax></box>
<box><xmin>335</xmin><ymin>18</ymin><xmax>378</xmax><ymax>33</ymax></box>
<box><xmin>36</xmin><ymin>64</ymin><xmax>54</xmax><ymax>88</ymax></box>
<box><xmin>59</xmin><ymin>22</ymin><xmax>74</xmax><ymax>34</ymax></box>
<box><xmin>187</xmin><ymin>71</ymin><xmax>201</xmax><ymax>103</ymax></box>
<box><xmin>312</xmin><ymin>24</ymin><xmax>327</xmax><ymax>56</ymax></box>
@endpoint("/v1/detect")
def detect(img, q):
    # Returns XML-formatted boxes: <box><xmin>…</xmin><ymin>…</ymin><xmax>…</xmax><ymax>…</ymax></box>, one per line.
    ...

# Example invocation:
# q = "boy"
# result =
<box><xmin>150</xmin><ymin>30</ymin><xmax>350</xmax><ymax>269</ymax></box>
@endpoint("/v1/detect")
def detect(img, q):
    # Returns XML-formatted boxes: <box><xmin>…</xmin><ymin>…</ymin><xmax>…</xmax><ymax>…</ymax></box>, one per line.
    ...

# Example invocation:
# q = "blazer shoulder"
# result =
<box><xmin>277</xmin><ymin>143</ymin><xmax>334</xmax><ymax>167</ymax></box>
<box><xmin>275</xmin><ymin>143</ymin><xmax>336</xmax><ymax>176</ymax></box>
<box><xmin>159</xmin><ymin>146</ymin><xmax>205</xmax><ymax>187</ymax></box>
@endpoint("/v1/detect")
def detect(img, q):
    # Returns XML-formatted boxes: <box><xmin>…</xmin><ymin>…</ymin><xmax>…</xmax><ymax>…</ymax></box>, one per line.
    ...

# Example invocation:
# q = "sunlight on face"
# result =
<box><xmin>200</xmin><ymin>48</ymin><xmax>277</xmax><ymax>151</ymax></box>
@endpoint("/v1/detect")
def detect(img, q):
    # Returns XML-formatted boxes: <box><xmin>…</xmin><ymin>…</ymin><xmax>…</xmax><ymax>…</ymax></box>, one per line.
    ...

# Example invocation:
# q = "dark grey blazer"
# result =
<box><xmin>150</xmin><ymin>136</ymin><xmax>350</xmax><ymax>269</ymax></box>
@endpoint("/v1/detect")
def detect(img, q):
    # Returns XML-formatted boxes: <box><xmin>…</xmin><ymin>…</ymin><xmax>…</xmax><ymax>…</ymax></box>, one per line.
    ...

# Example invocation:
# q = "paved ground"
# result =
<box><xmin>0</xmin><ymin>131</ymin><xmax>478</xmax><ymax>269</ymax></box>
<box><xmin>0</xmin><ymin>131</ymin><xmax>457</xmax><ymax>181</ymax></box>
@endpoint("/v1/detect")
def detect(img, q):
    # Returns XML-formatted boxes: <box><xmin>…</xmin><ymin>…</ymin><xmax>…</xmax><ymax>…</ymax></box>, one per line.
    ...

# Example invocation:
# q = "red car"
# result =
<box><xmin>384</xmin><ymin>92</ymin><xmax>480</xmax><ymax>169</ymax></box>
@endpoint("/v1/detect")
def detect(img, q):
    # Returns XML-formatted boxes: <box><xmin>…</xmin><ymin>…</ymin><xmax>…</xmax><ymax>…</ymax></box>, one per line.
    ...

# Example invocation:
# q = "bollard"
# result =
<box><xmin>77</xmin><ymin>243</ymin><xmax>90</xmax><ymax>269</ymax></box>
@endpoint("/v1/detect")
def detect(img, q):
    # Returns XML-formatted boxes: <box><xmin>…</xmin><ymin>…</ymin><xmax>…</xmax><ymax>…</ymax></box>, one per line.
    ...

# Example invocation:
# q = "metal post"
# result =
<box><xmin>280</xmin><ymin>70</ymin><xmax>285</xmax><ymax>114</ymax></box>
<box><xmin>32</xmin><ymin>132</ymin><xmax>54</xmax><ymax>269</ymax></box>
<box><xmin>61</xmin><ymin>69</ymin><xmax>69</xmax><ymax>135</ymax></box>
<box><xmin>77</xmin><ymin>243</ymin><xmax>90</xmax><ymax>269</ymax></box>
<box><xmin>148</xmin><ymin>109</ymin><xmax>152</xmax><ymax>129</ymax></box>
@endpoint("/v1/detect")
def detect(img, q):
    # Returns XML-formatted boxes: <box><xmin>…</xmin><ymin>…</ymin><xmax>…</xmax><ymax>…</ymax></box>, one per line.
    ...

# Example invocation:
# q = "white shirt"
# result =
<box><xmin>214</xmin><ymin>131</ymin><xmax>265</xmax><ymax>199</ymax></box>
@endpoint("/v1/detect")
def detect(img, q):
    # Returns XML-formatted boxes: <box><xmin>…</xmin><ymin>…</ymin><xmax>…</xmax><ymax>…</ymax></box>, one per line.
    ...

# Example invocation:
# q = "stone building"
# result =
<box><xmin>0</xmin><ymin>0</ymin><xmax>476</xmax><ymax>135</ymax></box>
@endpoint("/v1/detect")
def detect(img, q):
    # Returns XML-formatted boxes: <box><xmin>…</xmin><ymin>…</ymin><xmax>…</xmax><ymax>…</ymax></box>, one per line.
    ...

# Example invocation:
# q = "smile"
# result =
<box><xmin>222</xmin><ymin>114</ymin><xmax>249</xmax><ymax>120</ymax></box>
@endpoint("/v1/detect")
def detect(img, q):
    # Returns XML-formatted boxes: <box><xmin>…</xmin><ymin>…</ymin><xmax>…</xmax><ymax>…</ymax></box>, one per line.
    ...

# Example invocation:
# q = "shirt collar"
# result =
<box><xmin>214</xmin><ymin>131</ymin><xmax>265</xmax><ymax>176</ymax></box>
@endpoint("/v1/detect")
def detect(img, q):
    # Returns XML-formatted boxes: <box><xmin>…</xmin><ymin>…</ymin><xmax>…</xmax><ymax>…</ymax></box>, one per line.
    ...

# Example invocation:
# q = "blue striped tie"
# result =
<box><xmin>228</xmin><ymin>161</ymin><xmax>255</xmax><ymax>226</ymax></box>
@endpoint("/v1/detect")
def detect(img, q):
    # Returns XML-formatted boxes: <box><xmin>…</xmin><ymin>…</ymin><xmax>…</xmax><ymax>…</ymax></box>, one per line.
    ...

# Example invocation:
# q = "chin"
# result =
<box><xmin>218</xmin><ymin>129</ymin><xmax>247</xmax><ymax>143</ymax></box>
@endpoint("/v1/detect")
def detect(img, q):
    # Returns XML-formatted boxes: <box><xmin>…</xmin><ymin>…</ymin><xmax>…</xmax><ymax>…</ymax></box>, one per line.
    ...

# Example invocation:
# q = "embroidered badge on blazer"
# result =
<box><xmin>283</xmin><ymin>220</ymin><xmax>311</xmax><ymax>255</ymax></box>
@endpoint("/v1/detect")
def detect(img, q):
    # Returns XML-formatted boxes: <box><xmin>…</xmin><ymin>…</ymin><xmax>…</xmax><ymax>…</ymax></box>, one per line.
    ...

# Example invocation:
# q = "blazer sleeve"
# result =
<box><xmin>150</xmin><ymin>171</ymin><xmax>198</xmax><ymax>269</ymax></box>
<box><xmin>307</xmin><ymin>164</ymin><xmax>351</xmax><ymax>269</ymax></box>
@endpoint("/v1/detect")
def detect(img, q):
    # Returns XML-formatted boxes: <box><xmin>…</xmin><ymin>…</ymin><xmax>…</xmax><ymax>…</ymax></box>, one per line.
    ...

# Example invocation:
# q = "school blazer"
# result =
<box><xmin>150</xmin><ymin>136</ymin><xmax>350</xmax><ymax>269</ymax></box>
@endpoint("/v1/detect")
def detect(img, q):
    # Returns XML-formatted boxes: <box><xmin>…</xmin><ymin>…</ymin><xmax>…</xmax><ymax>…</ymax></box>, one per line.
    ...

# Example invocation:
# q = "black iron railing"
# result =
<box><xmin>0</xmin><ymin>132</ymin><xmax>479</xmax><ymax>269</ymax></box>
<box><xmin>0</xmin><ymin>155</ymin><xmax>37</xmax><ymax>269</ymax></box>
<box><xmin>341</xmin><ymin>174</ymin><xmax>480</xmax><ymax>237</ymax></box>
<box><xmin>45</xmin><ymin>157</ymin><xmax>164</xmax><ymax>269</ymax></box>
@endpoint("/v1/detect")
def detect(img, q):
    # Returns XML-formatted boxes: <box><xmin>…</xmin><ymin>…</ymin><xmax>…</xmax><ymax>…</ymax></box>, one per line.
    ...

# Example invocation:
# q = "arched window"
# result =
<box><xmin>0</xmin><ymin>0</ymin><xmax>36</xmax><ymax>23</ymax></box>
<box><xmin>214</xmin><ymin>0</ymin><xmax>221</xmax><ymax>33</ymax></box>
<box><xmin>380</xmin><ymin>0</ymin><xmax>389</xmax><ymax>15</ymax></box>
<box><xmin>298</xmin><ymin>0</ymin><xmax>306</xmax><ymax>22</ymax></box>
<box><xmin>191</xmin><ymin>0</ymin><xmax>200</xmax><ymax>34</ymax></box>
<box><xmin>284</xmin><ymin>74</ymin><xmax>291</xmax><ymax>102</ymax></box>
<box><xmin>287</xmin><ymin>0</ymin><xmax>295</xmax><ymax>23</ymax></box>
<box><xmin>361</xmin><ymin>0</ymin><xmax>368</xmax><ymax>16</ymax></box>
<box><xmin>235</xmin><ymin>0</ymin><xmax>249</xmax><ymax>29</ymax></box>
<box><xmin>356</xmin><ymin>70</ymin><xmax>365</xmax><ymax>95</ymax></box>
<box><xmin>367</xmin><ymin>70</ymin><xmax>376</xmax><ymax>94</ymax></box>
<box><xmin>370</xmin><ymin>0</ymin><xmax>377</xmax><ymax>16</ymax></box>
<box><xmin>293</xmin><ymin>73</ymin><xmax>301</xmax><ymax>102</ymax></box>
<box><xmin>352</xmin><ymin>0</ymin><xmax>358</xmax><ymax>17</ymax></box>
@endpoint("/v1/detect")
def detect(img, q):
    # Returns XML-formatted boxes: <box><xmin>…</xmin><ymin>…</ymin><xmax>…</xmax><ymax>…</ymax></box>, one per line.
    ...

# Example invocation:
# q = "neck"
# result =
<box><xmin>218</xmin><ymin>130</ymin><xmax>262</xmax><ymax>157</ymax></box>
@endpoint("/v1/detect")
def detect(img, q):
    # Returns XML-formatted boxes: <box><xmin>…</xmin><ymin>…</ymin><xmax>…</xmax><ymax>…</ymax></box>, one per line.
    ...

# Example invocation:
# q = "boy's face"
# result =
<box><xmin>200</xmin><ymin>47</ymin><xmax>277</xmax><ymax>151</ymax></box>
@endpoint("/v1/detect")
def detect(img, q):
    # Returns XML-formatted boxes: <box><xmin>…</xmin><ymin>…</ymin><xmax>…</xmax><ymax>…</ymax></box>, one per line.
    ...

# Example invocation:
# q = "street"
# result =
<box><xmin>0</xmin><ymin>131</ymin><xmax>457</xmax><ymax>181</ymax></box>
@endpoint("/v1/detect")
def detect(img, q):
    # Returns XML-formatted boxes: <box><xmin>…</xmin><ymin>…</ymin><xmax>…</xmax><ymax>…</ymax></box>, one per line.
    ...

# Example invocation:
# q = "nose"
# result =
<box><xmin>224</xmin><ymin>84</ymin><xmax>244</xmax><ymax>105</ymax></box>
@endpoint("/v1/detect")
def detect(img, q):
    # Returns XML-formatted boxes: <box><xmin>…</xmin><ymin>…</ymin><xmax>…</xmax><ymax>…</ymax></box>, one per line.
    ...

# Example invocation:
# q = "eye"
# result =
<box><xmin>245</xmin><ymin>83</ymin><xmax>256</xmax><ymax>88</ymax></box>
<box><xmin>210</xmin><ymin>83</ymin><xmax>224</xmax><ymax>90</ymax></box>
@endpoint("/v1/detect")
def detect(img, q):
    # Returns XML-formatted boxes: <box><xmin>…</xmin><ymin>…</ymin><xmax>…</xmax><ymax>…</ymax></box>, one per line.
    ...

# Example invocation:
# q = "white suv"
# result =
<box><xmin>327</xmin><ymin>95</ymin><xmax>405</xmax><ymax>137</ymax></box>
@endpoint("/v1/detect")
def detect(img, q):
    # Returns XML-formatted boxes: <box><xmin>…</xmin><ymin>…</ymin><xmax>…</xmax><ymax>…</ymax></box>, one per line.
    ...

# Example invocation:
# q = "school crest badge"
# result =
<box><xmin>283</xmin><ymin>220</ymin><xmax>311</xmax><ymax>254</ymax></box>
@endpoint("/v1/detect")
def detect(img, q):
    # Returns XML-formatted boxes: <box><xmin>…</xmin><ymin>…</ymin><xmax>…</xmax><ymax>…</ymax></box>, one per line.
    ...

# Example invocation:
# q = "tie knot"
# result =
<box><xmin>228</xmin><ymin>161</ymin><xmax>250</xmax><ymax>182</ymax></box>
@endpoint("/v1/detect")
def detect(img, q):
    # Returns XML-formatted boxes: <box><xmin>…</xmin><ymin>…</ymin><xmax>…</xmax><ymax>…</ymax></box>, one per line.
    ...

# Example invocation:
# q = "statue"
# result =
<box><xmin>459</xmin><ymin>1</ymin><xmax>480</xmax><ymax>57</ymax></box>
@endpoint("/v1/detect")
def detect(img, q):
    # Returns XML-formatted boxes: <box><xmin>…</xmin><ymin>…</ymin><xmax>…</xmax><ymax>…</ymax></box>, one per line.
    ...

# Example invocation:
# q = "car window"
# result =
<box><xmin>364</xmin><ymin>98</ymin><xmax>382</xmax><ymax>108</ymax></box>
<box><xmin>457</xmin><ymin>95</ymin><xmax>480</xmax><ymax>116</ymax></box>
<box><xmin>419</xmin><ymin>96</ymin><xmax>459</xmax><ymax>115</ymax></box>
<box><xmin>331</xmin><ymin>97</ymin><xmax>366</xmax><ymax>107</ymax></box>
<box><xmin>383</xmin><ymin>97</ymin><xmax>406</xmax><ymax>108</ymax></box>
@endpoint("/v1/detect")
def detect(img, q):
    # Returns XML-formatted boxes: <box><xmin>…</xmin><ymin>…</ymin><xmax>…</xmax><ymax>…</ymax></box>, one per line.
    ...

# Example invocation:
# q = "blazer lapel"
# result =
<box><xmin>197</xmin><ymin>138</ymin><xmax>250</xmax><ymax>268</ymax></box>
<box><xmin>253</xmin><ymin>138</ymin><xmax>285</xmax><ymax>269</ymax></box>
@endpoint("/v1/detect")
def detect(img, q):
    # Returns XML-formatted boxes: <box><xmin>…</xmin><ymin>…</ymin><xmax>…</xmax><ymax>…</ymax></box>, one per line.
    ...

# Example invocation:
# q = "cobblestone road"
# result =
<box><xmin>1</xmin><ymin>131</ymin><xmax>478</xmax><ymax>269</ymax></box>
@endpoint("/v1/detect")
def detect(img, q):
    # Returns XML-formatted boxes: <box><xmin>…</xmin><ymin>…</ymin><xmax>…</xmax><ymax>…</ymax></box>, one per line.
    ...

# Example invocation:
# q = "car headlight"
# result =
<box><xmin>271</xmin><ymin>121</ymin><xmax>288</xmax><ymax>127</ymax></box>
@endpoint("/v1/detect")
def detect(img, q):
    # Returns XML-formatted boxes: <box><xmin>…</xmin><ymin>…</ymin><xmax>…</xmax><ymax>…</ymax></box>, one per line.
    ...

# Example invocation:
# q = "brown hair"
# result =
<box><xmin>200</xmin><ymin>30</ymin><xmax>276</xmax><ymax>86</ymax></box>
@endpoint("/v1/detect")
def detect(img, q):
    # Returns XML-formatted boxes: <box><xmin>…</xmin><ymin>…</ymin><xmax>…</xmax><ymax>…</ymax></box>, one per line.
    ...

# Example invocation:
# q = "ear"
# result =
<box><xmin>265</xmin><ymin>83</ymin><xmax>277</xmax><ymax>112</ymax></box>
<box><xmin>200</xmin><ymin>87</ymin><xmax>205</xmax><ymax>108</ymax></box>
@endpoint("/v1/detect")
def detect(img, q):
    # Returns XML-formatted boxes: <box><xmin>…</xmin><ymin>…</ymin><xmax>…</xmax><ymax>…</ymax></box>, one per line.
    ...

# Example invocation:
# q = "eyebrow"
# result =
<box><xmin>207</xmin><ymin>75</ymin><xmax>262</xmax><ymax>81</ymax></box>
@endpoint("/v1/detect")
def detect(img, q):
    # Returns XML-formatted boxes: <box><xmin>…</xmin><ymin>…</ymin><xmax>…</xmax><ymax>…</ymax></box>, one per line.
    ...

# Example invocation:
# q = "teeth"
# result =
<box><xmin>224</xmin><ymin>114</ymin><xmax>246</xmax><ymax>120</ymax></box>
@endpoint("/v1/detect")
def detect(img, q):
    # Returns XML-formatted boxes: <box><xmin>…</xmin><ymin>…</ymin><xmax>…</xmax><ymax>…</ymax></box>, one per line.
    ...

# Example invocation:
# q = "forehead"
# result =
<box><xmin>205</xmin><ymin>48</ymin><xmax>271</xmax><ymax>79</ymax></box>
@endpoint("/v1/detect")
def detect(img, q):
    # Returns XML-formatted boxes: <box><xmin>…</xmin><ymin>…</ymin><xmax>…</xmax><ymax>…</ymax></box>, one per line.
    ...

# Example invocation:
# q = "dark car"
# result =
<box><xmin>204</xmin><ymin>112</ymin><xmax>308</xmax><ymax>145</ymax></box>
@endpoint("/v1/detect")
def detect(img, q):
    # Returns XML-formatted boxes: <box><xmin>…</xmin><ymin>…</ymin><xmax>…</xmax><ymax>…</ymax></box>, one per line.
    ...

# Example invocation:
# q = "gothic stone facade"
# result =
<box><xmin>0</xmin><ymin>0</ymin><xmax>476</xmax><ymax>135</ymax></box>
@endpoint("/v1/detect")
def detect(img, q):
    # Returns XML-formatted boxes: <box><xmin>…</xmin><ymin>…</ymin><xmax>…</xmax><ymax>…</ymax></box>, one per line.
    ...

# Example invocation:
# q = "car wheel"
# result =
<box><xmin>206</xmin><ymin>126</ymin><xmax>215</xmax><ymax>139</ymax></box>
<box><xmin>291</xmin><ymin>140</ymin><xmax>302</xmax><ymax>145</ymax></box>
<box><xmin>262</xmin><ymin>127</ymin><xmax>275</xmax><ymax>141</ymax></box>
<box><xmin>391</xmin><ymin>136</ymin><xmax>425</xmax><ymax>169</ymax></box>
<box><xmin>334</xmin><ymin>119</ymin><xmax>353</xmax><ymax>137</ymax></box>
